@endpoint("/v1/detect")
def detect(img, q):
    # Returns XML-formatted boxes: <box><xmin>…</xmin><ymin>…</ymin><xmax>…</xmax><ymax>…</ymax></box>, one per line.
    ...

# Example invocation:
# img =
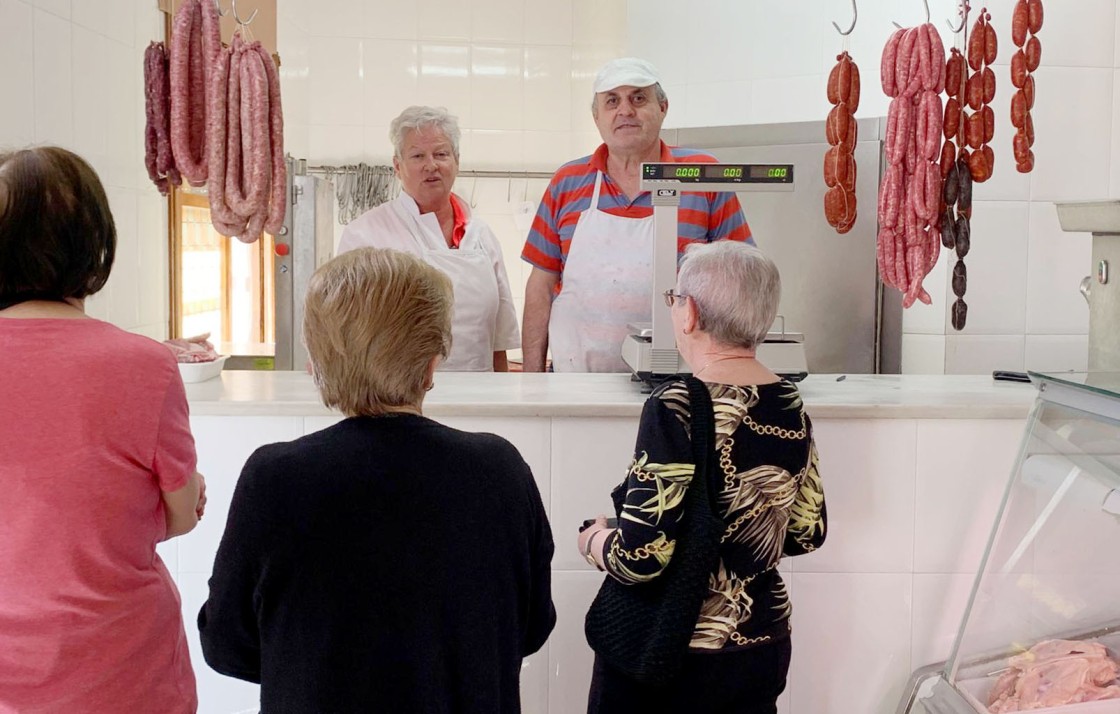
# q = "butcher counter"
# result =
<box><xmin>171</xmin><ymin>372</ymin><xmax>1036</xmax><ymax>714</ymax></box>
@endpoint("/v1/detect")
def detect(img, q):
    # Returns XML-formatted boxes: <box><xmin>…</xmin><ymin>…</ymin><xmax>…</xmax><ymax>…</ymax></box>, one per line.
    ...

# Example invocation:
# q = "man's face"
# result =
<box><xmin>592</xmin><ymin>85</ymin><xmax>668</xmax><ymax>155</ymax></box>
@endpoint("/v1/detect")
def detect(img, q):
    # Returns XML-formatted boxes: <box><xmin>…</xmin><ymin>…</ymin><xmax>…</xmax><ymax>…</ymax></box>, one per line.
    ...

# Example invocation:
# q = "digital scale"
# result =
<box><xmin>621</xmin><ymin>162</ymin><xmax>810</xmax><ymax>386</ymax></box>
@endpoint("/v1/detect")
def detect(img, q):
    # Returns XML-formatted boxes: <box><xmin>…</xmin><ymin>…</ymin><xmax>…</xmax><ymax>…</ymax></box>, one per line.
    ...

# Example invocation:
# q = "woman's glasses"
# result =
<box><xmin>663</xmin><ymin>289</ymin><xmax>688</xmax><ymax>307</ymax></box>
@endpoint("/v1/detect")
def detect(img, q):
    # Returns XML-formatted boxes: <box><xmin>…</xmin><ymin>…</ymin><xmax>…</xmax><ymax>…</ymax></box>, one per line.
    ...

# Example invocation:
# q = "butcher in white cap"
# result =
<box><xmin>519</xmin><ymin>57</ymin><xmax>754</xmax><ymax>373</ymax></box>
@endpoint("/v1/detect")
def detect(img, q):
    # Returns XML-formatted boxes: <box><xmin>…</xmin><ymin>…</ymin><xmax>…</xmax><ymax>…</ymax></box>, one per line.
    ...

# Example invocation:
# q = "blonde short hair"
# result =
<box><xmin>303</xmin><ymin>248</ymin><xmax>452</xmax><ymax>416</ymax></box>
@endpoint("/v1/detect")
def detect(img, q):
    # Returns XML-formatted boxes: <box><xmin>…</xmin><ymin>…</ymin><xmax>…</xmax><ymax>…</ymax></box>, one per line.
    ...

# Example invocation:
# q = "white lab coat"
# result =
<box><xmin>337</xmin><ymin>193</ymin><xmax>520</xmax><ymax>372</ymax></box>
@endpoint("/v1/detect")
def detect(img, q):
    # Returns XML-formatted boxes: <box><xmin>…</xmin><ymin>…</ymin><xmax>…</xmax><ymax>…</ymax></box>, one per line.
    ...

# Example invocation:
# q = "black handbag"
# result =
<box><xmin>584</xmin><ymin>376</ymin><xmax>724</xmax><ymax>683</ymax></box>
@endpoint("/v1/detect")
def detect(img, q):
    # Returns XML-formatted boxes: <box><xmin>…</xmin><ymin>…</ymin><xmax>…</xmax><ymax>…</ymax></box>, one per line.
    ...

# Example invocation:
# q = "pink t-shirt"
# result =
<box><xmin>0</xmin><ymin>317</ymin><xmax>198</xmax><ymax>713</ymax></box>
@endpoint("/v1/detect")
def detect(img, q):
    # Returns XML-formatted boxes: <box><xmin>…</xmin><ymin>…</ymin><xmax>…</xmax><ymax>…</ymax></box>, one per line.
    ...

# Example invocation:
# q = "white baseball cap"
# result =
<box><xmin>593</xmin><ymin>57</ymin><xmax>662</xmax><ymax>93</ymax></box>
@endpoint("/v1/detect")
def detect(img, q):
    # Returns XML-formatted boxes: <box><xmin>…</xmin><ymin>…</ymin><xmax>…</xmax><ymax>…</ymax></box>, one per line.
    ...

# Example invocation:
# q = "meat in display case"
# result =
<box><xmin>899</xmin><ymin>372</ymin><xmax>1120</xmax><ymax>714</ymax></box>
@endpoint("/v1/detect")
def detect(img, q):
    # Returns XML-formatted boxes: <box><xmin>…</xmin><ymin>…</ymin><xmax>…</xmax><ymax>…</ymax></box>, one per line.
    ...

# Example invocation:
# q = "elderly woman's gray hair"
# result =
<box><xmin>389</xmin><ymin>106</ymin><xmax>461</xmax><ymax>160</ymax></box>
<box><xmin>303</xmin><ymin>247</ymin><xmax>452</xmax><ymax>416</ymax></box>
<box><xmin>677</xmin><ymin>241</ymin><xmax>780</xmax><ymax>351</ymax></box>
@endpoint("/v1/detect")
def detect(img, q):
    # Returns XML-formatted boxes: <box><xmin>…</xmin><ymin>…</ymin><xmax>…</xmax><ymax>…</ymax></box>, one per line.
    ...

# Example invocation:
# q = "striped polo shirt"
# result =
<box><xmin>521</xmin><ymin>141</ymin><xmax>753</xmax><ymax>275</ymax></box>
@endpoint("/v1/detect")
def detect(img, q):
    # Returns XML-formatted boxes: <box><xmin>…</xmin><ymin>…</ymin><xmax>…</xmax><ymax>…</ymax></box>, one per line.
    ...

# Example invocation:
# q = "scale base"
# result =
<box><xmin>621</xmin><ymin>333</ymin><xmax>809</xmax><ymax>389</ymax></box>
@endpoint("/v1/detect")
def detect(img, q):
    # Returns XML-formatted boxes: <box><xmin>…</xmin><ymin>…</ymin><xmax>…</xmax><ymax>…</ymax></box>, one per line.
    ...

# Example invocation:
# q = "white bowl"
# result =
<box><xmin>177</xmin><ymin>355</ymin><xmax>228</xmax><ymax>383</ymax></box>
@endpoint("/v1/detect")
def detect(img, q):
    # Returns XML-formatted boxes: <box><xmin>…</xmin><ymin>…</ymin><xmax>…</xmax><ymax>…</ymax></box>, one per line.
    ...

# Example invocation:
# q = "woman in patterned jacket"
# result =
<box><xmin>578</xmin><ymin>241</ymin><xmax>827</xmax><ymax>713</ymax></box>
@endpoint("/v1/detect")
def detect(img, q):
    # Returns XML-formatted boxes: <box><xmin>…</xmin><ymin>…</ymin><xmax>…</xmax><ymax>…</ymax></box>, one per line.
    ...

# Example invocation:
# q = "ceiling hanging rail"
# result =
<box><xmin>832</xmin><ymin>0</ymin><xmax>857</xmax><ymax>36</ymax></box>
<box><xmin>892</xmin><ymin>0</ymin><xmax>930</xmax><ymax>28</ymax></box>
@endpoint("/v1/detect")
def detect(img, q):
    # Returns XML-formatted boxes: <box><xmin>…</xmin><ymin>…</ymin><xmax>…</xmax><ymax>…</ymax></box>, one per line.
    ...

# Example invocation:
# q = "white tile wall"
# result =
<box><xmin>793</xmin><ymin>419</ymin><xmax>917</xmax><ymax>573</ymax></box>
<box><xmin>788</xmin><ymin>572</ymin><xmax>913</xmax><ymax>714</ymax></box>
<box><xmin>0</xmin><ymin>0</ymin><xmax>176</xmax><ymax>338</ymax></box>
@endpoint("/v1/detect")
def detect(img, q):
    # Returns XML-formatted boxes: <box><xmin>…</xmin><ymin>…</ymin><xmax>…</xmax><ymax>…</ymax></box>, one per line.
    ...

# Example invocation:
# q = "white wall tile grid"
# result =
<box><xmin>0</xmin><ymin>0</ymin><xmax>171</xmax><ymax>337</ymax></box>
<box><xmin>629</xmin><ymin>0</ymin><xmax>1116</xmax><ymax>375</ymax></box>
<box><xmin>162</xmin><ymin>413</ymin><xmax>1028</xmax><ymax>713</ymax></box>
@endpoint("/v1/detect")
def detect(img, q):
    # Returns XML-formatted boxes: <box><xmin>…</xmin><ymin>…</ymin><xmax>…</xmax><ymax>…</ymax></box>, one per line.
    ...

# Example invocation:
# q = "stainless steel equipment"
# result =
<box><xmin>273</xmin><ymin>161</ymin><xmax>335</xmax><ymax>370</ymax></box>
<box><xmin>622</xmin><ymin>161</ymin><xmax>805</xmax><ymax>383</ymax></box>
<box><xmin>1055</xmin><ymin>200</ymin><xmax>1120</xmax><ymax>371</ymax></box>
<box><xmin>663</xmin><ymin>120</ymin><xmax>891</xmax><ymax>374</ymax></box>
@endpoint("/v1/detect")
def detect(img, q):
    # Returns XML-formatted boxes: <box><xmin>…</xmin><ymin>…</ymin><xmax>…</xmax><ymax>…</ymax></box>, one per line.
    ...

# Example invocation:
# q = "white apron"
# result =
<box><xmin>548</xmin><ymin>172</ymin><xmax>654</xmax><ymax>372</ymax></box>
<box><xmin>336</xmin><ymin>194</ymin><xmax>500</xmax><ymax>371</ymax></box>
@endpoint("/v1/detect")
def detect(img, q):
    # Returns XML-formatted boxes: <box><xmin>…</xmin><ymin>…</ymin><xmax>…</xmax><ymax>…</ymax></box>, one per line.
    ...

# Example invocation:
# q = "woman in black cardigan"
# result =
<box><xmin>198</xmin><ymin>247</ymin><xmax>556</xmax><ymax>713</ymax></box>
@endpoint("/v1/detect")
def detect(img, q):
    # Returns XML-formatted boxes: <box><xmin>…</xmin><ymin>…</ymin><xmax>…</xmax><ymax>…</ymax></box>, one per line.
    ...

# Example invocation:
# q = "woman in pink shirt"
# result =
<box><xmin>0</xmin><ymin>147</ymin><xmax>205</xmax><ymax>713</ymax></box>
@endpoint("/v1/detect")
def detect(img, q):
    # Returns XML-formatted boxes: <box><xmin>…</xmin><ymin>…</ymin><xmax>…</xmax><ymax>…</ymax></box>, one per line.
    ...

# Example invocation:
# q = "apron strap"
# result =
<box><xmin>589</xmin><ymin>171</ymin><xmax>604</xmax><ymax>213</ymax></box>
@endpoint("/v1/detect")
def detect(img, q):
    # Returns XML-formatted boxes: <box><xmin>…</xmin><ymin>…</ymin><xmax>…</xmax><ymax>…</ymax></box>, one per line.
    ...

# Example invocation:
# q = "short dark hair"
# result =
<box><xmin>0</xmin><ymin>146</ymin><xmax>116</xmax><ymax>305</ymax></box>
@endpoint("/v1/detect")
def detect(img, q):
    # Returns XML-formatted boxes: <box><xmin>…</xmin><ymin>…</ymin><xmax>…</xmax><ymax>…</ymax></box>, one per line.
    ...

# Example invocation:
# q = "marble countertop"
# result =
<box><xmin>184</xmin><ymin>371</ymin><xmax>1037</xmax><ymax>419</ymax></box>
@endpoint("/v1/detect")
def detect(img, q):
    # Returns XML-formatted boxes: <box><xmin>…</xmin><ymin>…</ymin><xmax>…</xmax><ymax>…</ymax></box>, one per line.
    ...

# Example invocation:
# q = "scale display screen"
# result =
<box><xmin>642</xmin><ymin>163</ymin><xmax>794</xmax><ymax>184</ymax></box>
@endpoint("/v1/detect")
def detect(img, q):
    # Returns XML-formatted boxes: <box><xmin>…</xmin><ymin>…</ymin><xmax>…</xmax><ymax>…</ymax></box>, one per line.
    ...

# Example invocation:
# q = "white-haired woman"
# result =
<box><xmin>337</xmin><ymin>105</ymin><xmax>519</xmax><ymax>372</ymax></box>
<box><xmin>578</xmin><ymin>242</ymin><xmax>827</xmax><ymax>713</ymax></box>
<box><xmin>199</xmin><ymin>248</ymin><xmax>555</xmax><ymax>713</ymax></box>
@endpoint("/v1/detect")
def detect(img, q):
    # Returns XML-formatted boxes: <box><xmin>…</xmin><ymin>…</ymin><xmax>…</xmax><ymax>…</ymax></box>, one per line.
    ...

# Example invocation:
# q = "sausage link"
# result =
<box><xmin>946</xmin><ymin>50</ymin><xmax>965</xmax><ymax>99</ymax></box>
<box><xmin>1011</xmin><ymin>90</ymin><xmax>1027</xmax><ymax>129</ymax></box>
<box><xmin>968</xmin><ymin>147</ymin><xmax>991</xmax><ymax>183</ymax></box>
<box><xmin>827</xmin><ymin>59</ymin><xmax>841</xmax><ymax>105</ymax></box>
<box><xmin>1025</xmin><ymin>35</ymin><xmax>1042</xmax><ymax>71</ymax></box>
<box><xmin>881</xmin><ymin>28</ymin><xmax>905</xmax><ymax>97</ymax></box>
<box><xmin>981</xmin><ymin>67</ymin><xmax>995</xmax><ymax>105</ymax></box>
<box><xmin>952</xmin><ymin>298</ymin><xmax>968</xmax><ymax>330</ymax></box>
<box><xmin>847</xmin><ymin>58</ymin><xmax>861</xmax><ymax>112</ymax></box>
<box><xmin>1023</xmin><ymin>74</ymin><xmax>1035</xmax><ymax>109</ymax></box>
<box><xmin>943</xmin><ymin>97</ymin><xmax>961</xmax><ymax>140</ymax></box>
<box><xmin>927</xmin><ymin>23</ymin><xmax>946</xmax><ymax>93</ymax></box>
<box><xmin>837</xmin><ymin>54</ymin><xmax>852</xmax><ymax>104</ymax></box>
<box><xmin>207</xmin><ymin>47</ymin><xmax>245</xmax><ymax>233</ymax></box>
<box><xmin>944</xmin><ymin>161</ymin><xmax>960</xmax><ymax>205</ymax></box>
<box><xmin>1016</xmin><ymin>149</ymin><xmax>1035</xmax><ymax>173</ymax></box>
<box><xmin>981</xmin><ymin>105</ymin><xmax>995</xmax><ymax>145</ymax></box>
<box><xmin>1011</xmin><ymin>50</ymin><xmax>1028</xmax><ymax>88</ymax></box>
<box><xmin>955</xmin><ymin>216</ymin><xmax>971</xmax><ymax>259</ymax></box>
<box><xmin>966</xmin><ymin>110</ymin><xmax>984</xmax><ymax>150</ymax></box>
<box><xmin>1012</xmin><ymin>0</ymin><xmax>1029</xmax><ymax>47</ymax></box>
<box><xmin>256</xmin><ymin>45</ymin><xmax>287</xmax><ymax>236</ymax></box>
<box><xmin>967</xmin><ymin>16</ymin><xmax>985</xmax><ymax>70</ymax></box>
<box><xmin>939</xmin><ymin>139</ymin><xmax>956</xmax><ymax>178</ymax></box>
<box><xmin>170</xmin><ymin>0</ymin><xmax>207</xmax><ymax>185</ymax></box>
<box><xmin>1027</xmin><ymin>0</ymin><xmax>1043</xmax><ymax>34</ymax></box>
<box><xmin>984</xmin><ymin>21</ymin><xmax>998</xmax><ymax>65</ymax></box>
<box><xmin>826</xmin><ymin>104</ymin><xmax>850</xmax><ymax>146</ymax></box>
<box><xmin>966</xmin><ymin>73</ymin><xmax>983</xmax><ymax>111</ymax></box>
<box><xmin>921</xmin><ymin>91</ymin><xmax>942</xmax><ymax>161</ymax></box>
<box><xmin>895</xmin><ymin>28</ymin><xmax>919</xmax><ymax>98</ymax></box>
<box><xmin>226</xmin><ymin>46</ymin><xmax>272</xmax><ymax>219</ymax></box>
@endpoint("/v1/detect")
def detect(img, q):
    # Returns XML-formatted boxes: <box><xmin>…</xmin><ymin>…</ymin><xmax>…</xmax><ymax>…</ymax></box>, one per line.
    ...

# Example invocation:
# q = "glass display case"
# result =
<box><xmin>900</xmin><ymin>372</ymin><xmax>1120</xmax><ymax>714</ymax></box>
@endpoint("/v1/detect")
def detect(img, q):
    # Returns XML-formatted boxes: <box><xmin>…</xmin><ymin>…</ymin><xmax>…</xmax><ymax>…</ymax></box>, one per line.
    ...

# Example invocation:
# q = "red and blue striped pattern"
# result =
<box><xmin>521</xmin><ymin>142</ymin><xmax>753</xmax><ymax>274</ymax></box>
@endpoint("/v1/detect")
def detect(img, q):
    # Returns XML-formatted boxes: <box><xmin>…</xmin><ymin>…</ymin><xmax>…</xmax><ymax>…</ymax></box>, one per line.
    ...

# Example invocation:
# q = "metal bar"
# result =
<box><xmin>303</xmin><ymin>165</ymin><xmax>554</xmax><ymax>180</ymax></box>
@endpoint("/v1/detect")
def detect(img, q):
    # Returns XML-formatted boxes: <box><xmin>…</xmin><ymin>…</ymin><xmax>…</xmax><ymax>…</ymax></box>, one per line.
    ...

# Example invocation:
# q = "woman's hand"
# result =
<box><xmin>577</xmin><ymin>514</ymin><xmax>611</xmax><ymax>567</ymax></box>
<box><xmin>195</xmin><ymin>474</ymin><xmax>207</xmax><ymax>519</ymax></box>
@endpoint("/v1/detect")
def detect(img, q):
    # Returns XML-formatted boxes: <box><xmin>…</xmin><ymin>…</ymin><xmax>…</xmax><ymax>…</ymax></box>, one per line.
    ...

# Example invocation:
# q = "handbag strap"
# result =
<box><xmin>683</xmin><ymin>376</ymin><xmax>717</xmax><ymax>515</ymax></box>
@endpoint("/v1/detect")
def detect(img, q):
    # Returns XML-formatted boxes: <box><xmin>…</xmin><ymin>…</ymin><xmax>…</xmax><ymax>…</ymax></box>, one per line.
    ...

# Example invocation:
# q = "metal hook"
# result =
<box><xmin>231</xmin><ymin>0</ymin><xmax>257</xmax><ymax>26</ymax></box>
<box><xmin>213</xmin><ymin>0</ymin><xmax>229</xmax><ymax>17</ymax></box>
<box><xmin>896</xmin><ymin>0</ymin><xmax>931</xmax><ymax>28</ymax></box>
<box><xmin>832</xmin><ymin>0</ymin><xmax>857</xmax><ymax>36</ymax></box>
<box><xmin>947</xmin><ymin>0</ymin><xmax>970</xmax><ymax>33</ymax></box>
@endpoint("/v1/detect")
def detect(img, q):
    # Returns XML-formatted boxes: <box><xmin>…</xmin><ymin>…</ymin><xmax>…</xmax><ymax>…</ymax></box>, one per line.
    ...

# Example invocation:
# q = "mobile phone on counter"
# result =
<box><xmin>580</xmin><ymin>518</ymin><xmax>619</xmax><ymax>532</ymax></box>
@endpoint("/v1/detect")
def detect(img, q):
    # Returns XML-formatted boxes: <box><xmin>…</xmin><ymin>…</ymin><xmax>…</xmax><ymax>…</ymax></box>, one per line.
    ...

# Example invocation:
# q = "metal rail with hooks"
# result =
<box><xmin>892</xmin><ymin>0</ymin><xmax>930</xmax><ymax>28</ymax></box>
<box><xmin>832</xmin><ymin>0</ymin><xmax>857</xmax><ymax>36</ymax></box>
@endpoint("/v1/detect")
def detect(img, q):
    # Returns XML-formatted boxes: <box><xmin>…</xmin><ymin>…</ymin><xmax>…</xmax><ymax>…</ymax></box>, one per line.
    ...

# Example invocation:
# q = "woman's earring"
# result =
<box><xmin>425</xmin><ymin>381</ymin><xmax>434</xmax><ymax>392</ymax></box>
